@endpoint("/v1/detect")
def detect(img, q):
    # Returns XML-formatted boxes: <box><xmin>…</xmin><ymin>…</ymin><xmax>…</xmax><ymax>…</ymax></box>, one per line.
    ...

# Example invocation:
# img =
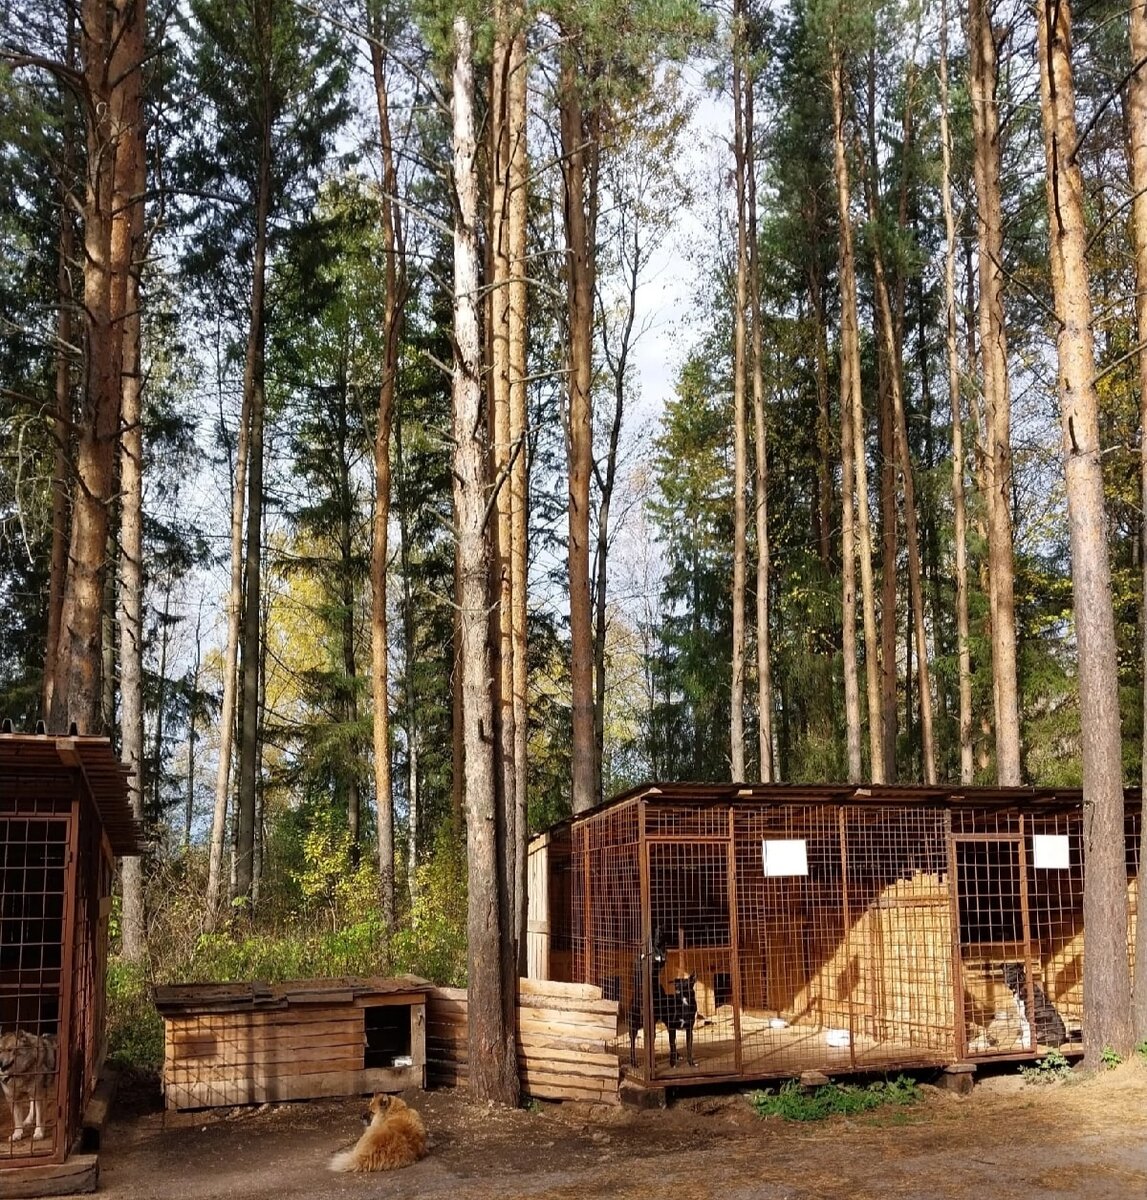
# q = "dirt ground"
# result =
<box><xmin>97</xmin><ymin>1061</ymin><xmax>1147</xmax><ymax>1200</ymax></box>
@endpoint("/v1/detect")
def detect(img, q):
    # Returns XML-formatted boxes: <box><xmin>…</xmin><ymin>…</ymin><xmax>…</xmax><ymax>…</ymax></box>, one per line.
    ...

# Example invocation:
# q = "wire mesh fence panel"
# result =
<box><xmin>0</xmin><ymin>816</ymin><xmax>67</xmax><ymax>1161</ymax></box>
<box><xmin>733</xmin><ymin>804</ymin><xmax>854</xmax><ymax>1077</ymax></box>
<box><xmin>67</xmin><ymin>801</ymin><xmax>106</xmax><ymax>1146</ymax></box>
<box><xmin>565</xmin><ymin>804</ymin><xmax>642</xmax><ymax>1071</ymax></box>
<box><xmin>542</xmin><ymin>788</ymin><xmax>1142</xmax><ymax>1087</ymax></box>
<box><xmin>842</xmin><ymin>805</ymin><xmax>955</xmax><ymax>1064</ymax></box>
<box><xmin>644</xmin><ymin>836</ymin><xmax>734</xmax><ymax>1080</ymax></box>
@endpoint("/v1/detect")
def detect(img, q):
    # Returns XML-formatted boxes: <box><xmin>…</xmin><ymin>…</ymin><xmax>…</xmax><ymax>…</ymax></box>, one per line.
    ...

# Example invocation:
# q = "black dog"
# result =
<box><xmin>627</xmin><ymin>929</ymin><xmax>699</xmax><ymax>1068</ymax></box>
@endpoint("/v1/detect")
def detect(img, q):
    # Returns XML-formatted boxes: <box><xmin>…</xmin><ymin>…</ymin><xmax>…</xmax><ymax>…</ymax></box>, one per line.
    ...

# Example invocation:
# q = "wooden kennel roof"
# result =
<box><xmin>153</xmin><ymin>975</ymin><xmax>432</xmax><ymax>1016</ymax></box>
<box><xmin>538</xmin><ymin>780</ymin><xmax>1115</xmax><ymax>839</ymax></box>
<box><xmin>0</xmin><ymin>732</ymin><xmax>142</xmax><ymax>855</ymax></box>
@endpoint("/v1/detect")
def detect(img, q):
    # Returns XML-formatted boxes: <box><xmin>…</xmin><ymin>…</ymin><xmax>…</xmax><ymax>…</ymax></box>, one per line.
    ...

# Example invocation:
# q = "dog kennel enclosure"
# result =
<box><xmin>527</xmin><ymin>782</ymin><xmax>1140</xmax><ymax>1086</ymax></box>
<box><xmin>156</xmin><ymin>976</ymin><xmax>429</xmax><ymax>1110</ymax></box>
<box><xmin>0</xmin><ymin>732</ymin><xmax>139</xmax><ymax>1191</ymax></box>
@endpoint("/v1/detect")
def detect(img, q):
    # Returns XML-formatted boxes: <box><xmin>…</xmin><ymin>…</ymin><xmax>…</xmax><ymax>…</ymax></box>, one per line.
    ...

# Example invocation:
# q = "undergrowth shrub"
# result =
<box><xmin>105</xmin><ymin>832</ymin><xmax>469</xmax><ymax>1071</ymax></box>
<box><xmin>749</xmin><ymin>1076</ymin><xmax>922</xmax><ymax>1121</ymax></box>
<box><xmin>106</xmin><ymin>959</ymin><xmax>164</xmax><ymax>1071</ymax></box>
<box><xmin>1021</xmin><ymin>1048</ymin><xmax>1072</xmax><ymax>1084</ymax></box>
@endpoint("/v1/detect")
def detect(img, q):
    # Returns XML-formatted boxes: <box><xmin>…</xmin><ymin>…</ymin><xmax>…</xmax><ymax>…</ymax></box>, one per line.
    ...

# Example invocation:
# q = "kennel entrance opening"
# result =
<box><xmin>953</xmin><ymin>835</ymin><xmax>1037</xmax><ymax>1057</ymax></box>
<box><xmin>641</xmin><ymin>838</ymin><xmax>739</xmax><ymax>1080</ymax></box>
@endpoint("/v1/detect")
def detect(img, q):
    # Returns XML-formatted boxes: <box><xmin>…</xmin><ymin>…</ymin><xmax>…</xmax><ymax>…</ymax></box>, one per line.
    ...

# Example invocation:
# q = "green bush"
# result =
<box><xmin>106</xmin><ymin>960</ymin><xmax>164</xmax><ymax>1071</ymax></box>
<box><xmin>1021</xmin><ymin>1048</ymin><xmax>1072</xmax><ymax>1084</ymax></box>
<box><xmin>749</xmin><ymin>1075</ymin><xmax>922</xmax><ymax>1121</ymax></box>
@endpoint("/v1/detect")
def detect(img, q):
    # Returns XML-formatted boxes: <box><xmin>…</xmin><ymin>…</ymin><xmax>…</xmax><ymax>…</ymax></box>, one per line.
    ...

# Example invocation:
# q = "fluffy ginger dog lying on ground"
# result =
<box><xmin>328</xmin><ymin>1092</ymin><xmax>428</xmax><ymax>1172</ymax></box>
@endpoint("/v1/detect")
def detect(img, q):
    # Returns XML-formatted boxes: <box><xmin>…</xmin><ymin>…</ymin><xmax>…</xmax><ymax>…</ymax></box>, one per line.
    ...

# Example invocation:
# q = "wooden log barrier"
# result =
<box><xmin>427</xmin><ymin>979</ymin><xmax>621</xmax><ymax>1105</ymax></box>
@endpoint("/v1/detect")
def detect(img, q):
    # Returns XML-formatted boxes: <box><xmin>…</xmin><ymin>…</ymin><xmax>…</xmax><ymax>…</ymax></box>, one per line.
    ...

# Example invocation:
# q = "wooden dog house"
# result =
<box><xmin>527</xmin><ymin>782</ymin><xmax>1140</xmax><ymax>1086</ymax></box>
<box><xmin>155</xmin><ymin>976</ymin><xmax>429</xmax><ymax>1110</ymax></box>
<box><xmin>0</xmin><ymin>732</ymin><xmax>140</xmax><ymax>1195</ymax></box>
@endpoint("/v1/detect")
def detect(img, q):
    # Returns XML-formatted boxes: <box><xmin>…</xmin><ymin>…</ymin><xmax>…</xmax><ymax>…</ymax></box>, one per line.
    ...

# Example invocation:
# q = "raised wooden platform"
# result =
<box><xmin>0</xmin><ymin>1154</ymin><xmax>98</xmax><ymax>1198</ymax></box>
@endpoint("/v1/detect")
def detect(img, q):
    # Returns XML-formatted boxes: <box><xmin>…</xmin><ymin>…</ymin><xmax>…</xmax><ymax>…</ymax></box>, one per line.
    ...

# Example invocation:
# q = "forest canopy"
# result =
<box><xmin>3</xmin><ymin>0</ymin><xmax>1147</xmax><ymax>1080</ymax></box>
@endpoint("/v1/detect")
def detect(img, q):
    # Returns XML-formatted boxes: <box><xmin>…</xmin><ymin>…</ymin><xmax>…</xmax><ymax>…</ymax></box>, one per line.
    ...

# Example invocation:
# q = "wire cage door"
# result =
<box><xmin>642</xmin><ymin>839</ymin><xmax>739</xmax><ymax>1080</ymax></box>
<box><xmin>0</xmin><ymin>815</ymin><xmax>70</xmax><ymax>1162</ymax></box>
<box><xmin>953</xmin><ymin>835</ymin><xmax>1039</xmax><ymax>1057</ymax></box>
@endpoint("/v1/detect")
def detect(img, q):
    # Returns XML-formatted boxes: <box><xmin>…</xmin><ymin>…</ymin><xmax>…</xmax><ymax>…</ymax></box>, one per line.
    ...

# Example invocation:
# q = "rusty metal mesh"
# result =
<box><xmin>0</xmin><ymin>814</ymin><xmax>68</xmax><ymax>1161</ymax></box>
<box><xmin>553</xmin><ymin>795</ymin><xmax>1135</xmax><ymax>1085</ymax></box>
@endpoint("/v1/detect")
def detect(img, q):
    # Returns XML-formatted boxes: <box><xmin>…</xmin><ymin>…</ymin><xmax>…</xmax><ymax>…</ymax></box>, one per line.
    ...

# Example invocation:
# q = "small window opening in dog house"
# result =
<box><xmin>363</xmin><ymin>1005</ymin><xmax>411</xmax><ymax>1068</ymax></box>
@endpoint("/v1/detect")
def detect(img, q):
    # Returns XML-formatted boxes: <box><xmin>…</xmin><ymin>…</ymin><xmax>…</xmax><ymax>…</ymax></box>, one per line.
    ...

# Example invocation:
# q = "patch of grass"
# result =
<box><xmin>748</xmin><ymin>1075</ymin><xmax>922</xmax><ymax>1122</ymax></box>
<box><xmin>1136</xmin><ymin>1041</ymin><xmax>1147</xmax><ymax>1063</ymax></box>
<box><xmin>1021</xmin><ymin>1048</ymin><xmax>1072</xmax><ymax>1084</ymax></box>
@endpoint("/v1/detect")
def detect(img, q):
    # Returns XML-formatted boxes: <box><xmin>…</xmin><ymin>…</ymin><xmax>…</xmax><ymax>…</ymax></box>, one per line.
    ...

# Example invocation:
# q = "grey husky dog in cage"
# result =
<box><xmin>1001</xmin><ymin>963</ymin><xmax>1067</xmax><ymax>1048</ymax></box>
<box><xmin>627</xmin><ymin>928</ymin><xmax>699</xmax><ymax>1068</ymax></box>
<box><xmin>0</xmin><ymin>1030</ymin><xmax>58</xmax><ymax>1142</ymax></box>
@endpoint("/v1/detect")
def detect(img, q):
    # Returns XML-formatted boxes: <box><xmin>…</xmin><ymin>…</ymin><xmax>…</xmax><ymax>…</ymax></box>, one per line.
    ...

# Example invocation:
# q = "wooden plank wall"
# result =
<box><xmin>526</xmin><ymin>835</ymin><xmax>550</xmax><ymax>981</ymax></box>
<box><xmin>427</xmin><ymin>979</ymin><xmax>621</xmax><ymax>1104</ymax></box>
<box><xmin>163</xmin><ymin>1002</ymin><xmax>421</xmax><ymax>1109</ymax></box>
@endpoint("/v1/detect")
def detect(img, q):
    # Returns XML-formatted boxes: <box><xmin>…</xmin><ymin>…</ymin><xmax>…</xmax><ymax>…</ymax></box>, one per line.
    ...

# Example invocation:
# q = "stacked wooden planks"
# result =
<box><xmin>427</xmin><ymin>979</ymin><xmax>621</xmax><ymax>1104</ymax></box>
<box><xmin>156</xmin><ymin>978</ymin><xmax>428</xmax><ymax>1111</ymax></box>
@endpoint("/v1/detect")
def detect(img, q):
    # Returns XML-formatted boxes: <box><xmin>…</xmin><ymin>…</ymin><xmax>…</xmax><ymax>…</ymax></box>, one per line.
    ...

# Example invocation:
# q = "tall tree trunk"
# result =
<box><xmin>367</xmin><ymin>8</ymin><xmax>406</xmax><ymax>940</ymax></box>
<box><xmin>452</xmin><ymin>12</ymin><xmax>519</xmax><ymax>1105</ymax></box>
<box><xmin>50</xmin><ymin>0</ymin><xmax>142</xmax><ymax>735</ymax></box>
<box><xmin>831</xmin><ymin>43</ymin><xmax>881</xmax><ymax>782</ymax></box>
<box><xmin>45</xmin><ymin>11</ymin><xmax>77</xmax><ymax>721</ymax></box>
<box><xmin>508</xmin><ymin>22</ymin><xmax>530</xmax><ymax>969</ymax></box>
<box><xmin>187</xmin><ymin>600</ymin><xmax>204</xmax><ymax>853</ymax></box>
<box><xmin>336</xmin><ymin>367</ymin><xmax>360</xmax><ymax>857</ymax></box>
<box><xmin>809</xmin><ymin>268</ymin><xmax>834</xmax><ymax>570</ymax></box>
<box><xmin>871</xmin><ymin>251</ymin><xmax>937</xmax><ymax>784</ymax></box>
<box><xmin>940</xmin><ymin>0</ymin><xmax>974</xmax><ymax>785</ymax></box>
<box><xmin>968</xmin><ymin>0</ymin><xmax>1022</xmax><ymax>784</ymax></box>
<box><xmin>877</xmin><ymin>317</ymin><xmax>898</xmax><ymax>781</ymax></box>
<box><xmin>730</xmin><ymin>0</ymin><xmax>749</xmax><ymax>781</ymax></box>
<box><xmin>394</xmin><ymin>402</ymin><xmax>421</xmax><ymax>906</ymax></box>
<box><xmin>490</xmin><ymin>1</ymin><xmax>518</xmax><ymax>968</ymax></box>
<box><xmin>206</xmin><ymin>368</ymin><xmax>250</xmax><ymax>922</ymax></box>
<box><xmin>593</xmin><ymin>224</ymin><xmax>637</xmax><ymax>796</ymax></box>
<box><xmin>559</xmin><ymin>45</ymin><xmax>599</xmax><ymax>813</ymax></box>
<box><xmin>1036</xmin><ymin>0</ymin><xmax>1132</xmax><ymax>1063</ymax></box>
<box><xmin>1128</xmin><ymin>0</ymin><xmax>1147</xmax><ymax>1043</ymax></box>
<box><xmin>117</xmin><ymin>0</ymin><xmax>147</xmax><ymax>955</ymax></box>
<box><xmin>745</xmin><ymin>53</ymin><xmax>773</xmax><ymax>781</ymax></box>
<box><xmin>234</xmin><ymin>123</ymin><xmax>271</xmax><ymax>906</ymax></box>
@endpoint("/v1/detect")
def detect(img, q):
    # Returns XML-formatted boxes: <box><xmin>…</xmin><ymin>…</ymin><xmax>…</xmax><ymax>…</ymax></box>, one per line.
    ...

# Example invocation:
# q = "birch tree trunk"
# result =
<box><xmin>940</xmin><ymin>0</ymin><xmax>974</xmax><ymax>785</ymax></box>
<box><xmin>1036</xmin><ymin>0</ymin><xmax>1132</xmax><ymax>1063</ymax></box>
<box><xmin>968</xmin><ymin>0</ymin><xmax>1022</xmax><ymax>784</ymax></box>
<box><xmin>1128</xmin><ymin>0</ymin><xmax>1147</xmax><ymax>1042</ymax></box>
<box><xmin>453</xmin><ymin>12</ymin><xmax>519</xmax><ymax>1105</ymax></box>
